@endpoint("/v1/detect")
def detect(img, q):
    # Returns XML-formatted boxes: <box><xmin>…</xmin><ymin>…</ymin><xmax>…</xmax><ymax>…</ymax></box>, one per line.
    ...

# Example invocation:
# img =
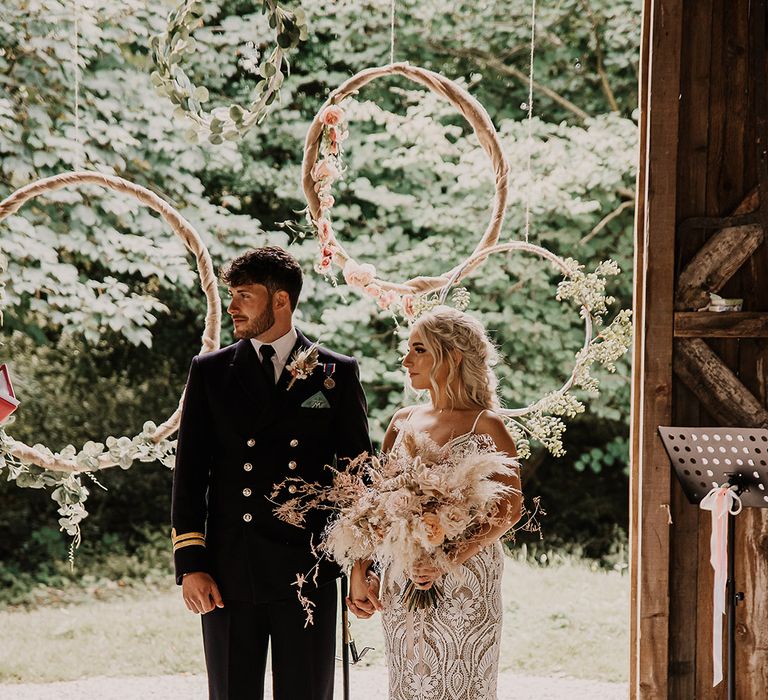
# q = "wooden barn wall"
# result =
<box><xmin>669</xmin><ymin>0</ymin><xmax>768</xmax><ymax>698</ymax></box>
<box><xmin>634</xmin><ymin>0</ymin><xmax>768</xmax><ymax>697</ymax></box>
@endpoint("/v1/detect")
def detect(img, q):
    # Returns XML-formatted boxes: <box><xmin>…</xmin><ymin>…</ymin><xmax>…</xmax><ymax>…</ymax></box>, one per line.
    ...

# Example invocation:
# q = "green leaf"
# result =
<box><xmin>192</xmin><ymin>86</ymin><xmax>209</xmax><ymax>102</ymax></box>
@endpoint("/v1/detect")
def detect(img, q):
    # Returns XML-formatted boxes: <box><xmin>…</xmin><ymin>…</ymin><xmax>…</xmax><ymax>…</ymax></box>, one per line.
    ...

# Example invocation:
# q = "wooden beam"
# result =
<box><xmin>629</xmin><ymin>0</ymin><xmax>653</xmax><ymax>694</ymax></box>
<box><xmin>737</xmin><ymin>0</ymin><xmax>768</xmax><ymax>692</ymax></box>
<box><xmin>667</xmin><ymin>0</ymin><xmax>715</xmax><ymax>692</ymax></box>
<box><xmin>632</xmin><ymin>0</ymin><xmax>684</xmax><ymax>695</ymax></box>
<box><xmin>675</xmin><ymin>224</ymin><xmax>764</xmax><ymax>311</ymax></box>
<box><xmin>673</xmin><ymin>338</ymin><xmax>768</xmax><ymax>427</ymax></box>
<box><xmin>674</xmin><ymin>311</ymin><xmax>768</xmax><ymax>337</ymax></box>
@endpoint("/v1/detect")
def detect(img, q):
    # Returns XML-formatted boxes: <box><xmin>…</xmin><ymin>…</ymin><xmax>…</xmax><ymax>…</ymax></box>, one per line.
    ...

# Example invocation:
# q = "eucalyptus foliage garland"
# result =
<box><xmin>150</xmin><ymin>0</ymin><xmax>309</xmax><ymax>143</ymax></box>
<box><xmin>0</xmin><ymin>422</ymin><xmax>176</xmax><ymax>556</ymax></box>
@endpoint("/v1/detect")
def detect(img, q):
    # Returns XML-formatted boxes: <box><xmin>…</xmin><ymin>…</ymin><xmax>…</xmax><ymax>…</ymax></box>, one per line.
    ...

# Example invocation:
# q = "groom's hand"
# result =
<box><xmin>182</xmin><ymin>572</ymin><xmax>224</xmax><ymax>614</ymax></box>
<box><xmin>347</xmin><ymin>565</ymin><xmax>382</xmax><ymax>618</ymax></box>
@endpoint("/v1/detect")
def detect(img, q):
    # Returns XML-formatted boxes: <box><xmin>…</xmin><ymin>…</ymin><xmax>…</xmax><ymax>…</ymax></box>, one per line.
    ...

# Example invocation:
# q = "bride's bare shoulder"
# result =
<box><xmin>475</xmin><ymin>411</ymin><xmax>517</xmax><ymax>453</ymax></box>
<box><xmin>389</xmin><ymin>405</ymin><xmax>419</xmax><ymax>425</ymax></box>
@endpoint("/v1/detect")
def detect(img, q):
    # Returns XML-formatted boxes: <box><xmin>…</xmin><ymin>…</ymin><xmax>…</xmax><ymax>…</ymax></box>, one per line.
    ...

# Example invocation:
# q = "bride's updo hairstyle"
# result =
<box><xmin>411</xmin><ymin>306</ymin><xmax>500</xmax><ymax>410</ymax></box>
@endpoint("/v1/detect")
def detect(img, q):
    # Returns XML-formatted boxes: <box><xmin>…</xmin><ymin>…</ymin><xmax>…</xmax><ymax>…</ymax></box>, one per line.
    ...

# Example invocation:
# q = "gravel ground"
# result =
<box><xmin>0</xmin><ymin>669</ymin><xmax>627</xmax><ymax>699</ymax></box>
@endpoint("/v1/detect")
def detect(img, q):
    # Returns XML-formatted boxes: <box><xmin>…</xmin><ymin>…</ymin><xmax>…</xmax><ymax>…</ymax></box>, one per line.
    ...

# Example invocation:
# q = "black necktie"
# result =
<box><xmin>259</xmin><ymin>344</ymin><xmax>276</xmax><ymax>384</ymax></box>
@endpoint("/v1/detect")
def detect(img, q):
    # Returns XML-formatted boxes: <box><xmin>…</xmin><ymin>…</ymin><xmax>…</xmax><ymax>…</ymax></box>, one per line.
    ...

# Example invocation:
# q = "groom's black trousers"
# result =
<box><xmin>202</xmin><ymin>581</ymin><xmax>337</xmax><ymax>700</ymax></box>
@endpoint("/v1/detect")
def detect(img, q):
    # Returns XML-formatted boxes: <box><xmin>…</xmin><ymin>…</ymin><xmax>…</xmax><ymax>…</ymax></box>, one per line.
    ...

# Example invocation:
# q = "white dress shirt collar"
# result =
<box><xmin>250</xmin><ymin>327</ymin><xmax>298</xmax><ymax>381</ymax></box>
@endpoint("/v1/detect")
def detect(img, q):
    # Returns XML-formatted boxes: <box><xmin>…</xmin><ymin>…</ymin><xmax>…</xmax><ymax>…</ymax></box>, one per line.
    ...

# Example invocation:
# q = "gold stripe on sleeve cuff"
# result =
<box><xmin>173</xmin><ymin>532</ymin><xmax>206</xmax><ymax>544</ymax></box>
<box><xmin>173</xmin><ymin>539</ymin><xmax>206</xmax><ymax>552</ymax></box>
<box><xmin>171</xmin><ymin>528</ymin><xmax>206</xmax><ymax>545</ymax></box>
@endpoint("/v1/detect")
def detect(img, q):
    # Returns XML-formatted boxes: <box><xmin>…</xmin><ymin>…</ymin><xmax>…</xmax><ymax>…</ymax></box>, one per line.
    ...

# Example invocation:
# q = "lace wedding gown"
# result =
<box><xmin>380</xmin><ymin>419</ymin><xmax>506</xmax><ymax>700</ymax></box>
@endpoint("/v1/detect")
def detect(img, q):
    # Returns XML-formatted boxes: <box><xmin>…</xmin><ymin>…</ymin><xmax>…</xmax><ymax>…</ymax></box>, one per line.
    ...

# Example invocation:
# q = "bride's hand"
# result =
<box><xmin>411</xmin><ymin>561</ymin><xmax>444</xmax><ymax>590</ymax></box>
<box><xmin>347</xmin><ymin>562</ymin><xmax>382</xmax><ymax>618</ymax></box>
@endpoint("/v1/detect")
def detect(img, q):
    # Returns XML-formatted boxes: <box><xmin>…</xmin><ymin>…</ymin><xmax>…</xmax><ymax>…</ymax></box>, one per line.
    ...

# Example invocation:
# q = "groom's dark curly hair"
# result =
<box><xmin>220</xmin><ymin>246</ymin><xmax>303</xmax><ymax>310</ymax></box>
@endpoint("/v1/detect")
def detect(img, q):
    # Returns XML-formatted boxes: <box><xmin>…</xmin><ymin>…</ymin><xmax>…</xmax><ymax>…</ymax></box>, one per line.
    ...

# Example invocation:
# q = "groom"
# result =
<box><xmin>171</xmin><ymin>246</ymin><xmax>371</xmax><ymax>700</ymax></box>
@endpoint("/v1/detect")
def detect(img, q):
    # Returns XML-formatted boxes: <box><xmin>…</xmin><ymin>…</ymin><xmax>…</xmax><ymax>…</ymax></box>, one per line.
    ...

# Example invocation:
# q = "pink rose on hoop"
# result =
<box><xmin>315</xmin><ymin>244</ymin><xmax>336</xmax><ymax>274</ymax></box>
<box><xmin>307</xmin><ymin>102</ymin><xmax>350</xmax><ymax>276</ymax></box>
<box><xmin>342</xmin><ymin>260</ymin><xmax>376</xmax><ymax>289</ymax></box>
<box><xmin>316</xmin><ymin>218</ymin><xmax>335</xmax><ymax>245</ymax></box>
<box><xmin>401</xmin><ymin>295</ymin><xmax>416</xmax><ymax>319</ymax></box>
<box><xmin>376</xmin><ymin>289</ymin><xmax>399</xmax><ymax>310</ymax></box>
<box><xmin>320</xmin><ymin>104</ymin><xmax>345</xmax><ymax>127</ymax></box>
<box><xmin>312</xmin><ymin>159</ymin><xmax>341</xmax><ymax>184</ymax></box>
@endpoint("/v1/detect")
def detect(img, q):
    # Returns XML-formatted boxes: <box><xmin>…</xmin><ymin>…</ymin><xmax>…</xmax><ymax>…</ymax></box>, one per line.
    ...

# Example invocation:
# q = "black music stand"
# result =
<box><xmin>659</xmin><ymin>426</ymin><xmax>768</xmax><ymax>700</ymax></box>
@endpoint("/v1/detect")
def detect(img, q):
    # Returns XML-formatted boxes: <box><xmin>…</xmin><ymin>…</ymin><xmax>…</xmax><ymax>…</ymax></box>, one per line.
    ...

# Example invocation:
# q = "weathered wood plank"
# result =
<box><xmin>692</xmin><ymin>1</ymin><xmax>730</xmax><ymax>694</ymax></box>
<box><xmin>667</xmin><ymin>0</ymin><xmax>716</xmax><ymax>692</ymax></box>
<box><xmin>633</xmin><ymin>0</ymin><xmax>684</xmax><ymax>694</ymax></box>
<box><xmin>673</xmin><ymin>338</ymin><xmax>768</xmax><ymax>427</ymax></box>
<box><xmin>668</xmin><ymin>0</ymin><xmax>715</xmax><ymax>691</ymax></box>
<box><xmin>735</xmin><ymin>0</ymin><xmax>768</xmax><ymax>695</ymax></box>
<box><xmin>629</xmin><ymin>2</ymin><xmax>653</xmax><ymax>695</ymax></box>
<box><xmin>739</xmin><ymin>511</ymin><xmax>768</xmax><ymax>697</ymax></box>
<box><xmin>674</xmin><ymin>312</ymin><xmax>768</xmax><ymax>337</ymax></box>
<box><xmin>674</xmin><ymin>224</ymin><xmax>764</xmax><ymax>311</ymax></box>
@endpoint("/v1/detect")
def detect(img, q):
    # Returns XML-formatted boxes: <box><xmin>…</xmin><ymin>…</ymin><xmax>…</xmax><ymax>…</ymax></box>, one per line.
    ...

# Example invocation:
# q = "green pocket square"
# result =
<box><xmin>301</xmin><ymin>391</ymin><xmax>330</xmax><ymax>408</ymax></box>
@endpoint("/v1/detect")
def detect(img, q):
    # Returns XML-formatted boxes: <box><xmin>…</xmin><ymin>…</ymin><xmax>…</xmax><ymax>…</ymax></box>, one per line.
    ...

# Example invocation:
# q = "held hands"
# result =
<box><xmin>182</xmin><ymin>572</ymin><xmax>224</xmax><ymax>614</ymax></box>
<box><xmin>410</xmin><ymin>560</ymin><xmax>445</xmax><ymax>591</ymax></box>
<box><xmin>346</xmin><ymin>561</ymin><xmax>383</xmax><ymax>619</ymax></box>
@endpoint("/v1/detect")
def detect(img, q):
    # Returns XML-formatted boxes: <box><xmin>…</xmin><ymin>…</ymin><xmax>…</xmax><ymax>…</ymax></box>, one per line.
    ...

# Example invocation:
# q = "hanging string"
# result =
<box><xmin>389</xmin><ymin>0</ymin><xmax>396</xmax><ymax>65</ymax></box>
<box><xmin>72</xmin><ymin>0</ymin><xmax>83</xmax><ymax>170</ymax></box>
<box><xmin>523</xmin><ymin>0</ymin><xmax>537</xmax><ymax>243</ymax></box>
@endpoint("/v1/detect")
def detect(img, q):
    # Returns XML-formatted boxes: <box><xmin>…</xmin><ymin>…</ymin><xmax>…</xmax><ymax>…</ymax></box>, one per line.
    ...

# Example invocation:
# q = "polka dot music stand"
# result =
<box><xmin>658</xmin><ymin>426</ymin><xmax>768</xmax><ymax>699</ymax></box>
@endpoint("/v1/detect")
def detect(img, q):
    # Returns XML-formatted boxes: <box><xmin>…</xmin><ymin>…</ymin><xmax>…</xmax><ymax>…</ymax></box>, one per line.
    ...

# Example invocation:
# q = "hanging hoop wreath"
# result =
<box><xmin>301</xmin><ymin>62</ymin><xmax>510</xmax><ymax>313</ymax></box>
<box><xmin>150</xmin><ymin>0</ymin><xmax>309</xmax><ymax>143</ymax></box>
<box><xmin>0</xmin><ymin>171</ymin><xmax>220</xmax><ymax>471</ymax></box>
<box><xmin>0</xmin><ymin>171</ymin><xmax>221</xmax><ymax>545</ymax></box>
<box><xmin>432</xmin><ymin>242</ymin><xmax>632</xmax><ymax>458</ymax></box>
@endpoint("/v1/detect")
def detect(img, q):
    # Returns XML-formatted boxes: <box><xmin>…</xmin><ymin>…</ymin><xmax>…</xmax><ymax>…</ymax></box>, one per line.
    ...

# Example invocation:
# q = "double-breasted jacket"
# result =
<box><xmin>171</xmin><ymin>329</ymin><xmax>371</xmax><ymax>602</ymax></box>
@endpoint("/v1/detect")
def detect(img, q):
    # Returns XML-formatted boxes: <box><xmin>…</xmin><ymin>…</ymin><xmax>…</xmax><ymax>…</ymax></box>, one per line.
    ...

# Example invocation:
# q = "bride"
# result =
<box><xmin>347</xmin><ymin>306</ymin><xmax>523</xmax><ymax>700</ymax></box>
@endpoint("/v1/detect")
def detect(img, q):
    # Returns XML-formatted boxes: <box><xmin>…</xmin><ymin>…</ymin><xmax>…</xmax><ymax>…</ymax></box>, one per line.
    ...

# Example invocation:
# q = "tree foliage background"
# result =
<box><xmin>0</xmin><ymin>0</ymin><xmax>639</xmax><ymax>578</ymax></box>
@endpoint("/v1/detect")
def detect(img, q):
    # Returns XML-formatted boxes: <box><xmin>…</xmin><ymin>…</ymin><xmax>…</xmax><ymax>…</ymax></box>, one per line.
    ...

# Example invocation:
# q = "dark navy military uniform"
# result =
<box><xmin>171</xmin><ymin>329</ymin><xmax>371</xmax><ymax>700</ymax></box>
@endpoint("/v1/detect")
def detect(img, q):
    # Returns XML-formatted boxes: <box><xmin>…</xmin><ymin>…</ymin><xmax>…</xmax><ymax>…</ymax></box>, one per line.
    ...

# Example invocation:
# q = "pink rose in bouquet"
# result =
<box><xmin>421</xmin><ymin>512</ymin><xmax>446</xmax><ymax>546</ymax></box>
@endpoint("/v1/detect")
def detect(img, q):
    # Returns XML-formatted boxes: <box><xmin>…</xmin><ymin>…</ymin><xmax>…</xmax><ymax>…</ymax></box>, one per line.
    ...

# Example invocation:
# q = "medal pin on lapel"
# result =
<box><xmin>323</xmin><ymin>363</ymin><xmax>336</xmax><ymax>390</ymax></box>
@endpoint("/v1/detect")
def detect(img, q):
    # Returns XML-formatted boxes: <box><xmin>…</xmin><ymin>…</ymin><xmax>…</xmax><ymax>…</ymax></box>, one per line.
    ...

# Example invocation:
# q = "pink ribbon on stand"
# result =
<box><xmin>699</xmin><ymin>484</ymin><xmax>743</xmax><ymax>687</ymax></box>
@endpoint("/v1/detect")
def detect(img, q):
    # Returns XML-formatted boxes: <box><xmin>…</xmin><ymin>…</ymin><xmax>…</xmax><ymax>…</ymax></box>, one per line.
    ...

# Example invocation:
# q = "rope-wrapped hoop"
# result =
<box><xmin>430</xmin><ymin>240</ymin><xmax>633</xmax><ymax>458</ymax></box>
<box><xmin>301</xmin><ymin>62</ymin><xmax>510</xmax><ymax>300</ymax></box>
<box><xmin>437</xmin><ymin>241</ymin><xmax>593</xmax><ymax>417</ymax></box>
<box><xmin>0</xmin><ymin>170</ymin><xmax>221</xmax><ymax>472</ymax></box>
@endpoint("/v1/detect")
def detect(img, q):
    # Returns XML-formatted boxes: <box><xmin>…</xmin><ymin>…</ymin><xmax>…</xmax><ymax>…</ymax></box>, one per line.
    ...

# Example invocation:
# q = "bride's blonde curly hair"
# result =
<box><xmin>410</xmin><ymin>306</ymin><xmax>500</xmax><ymax>410</ymax></box>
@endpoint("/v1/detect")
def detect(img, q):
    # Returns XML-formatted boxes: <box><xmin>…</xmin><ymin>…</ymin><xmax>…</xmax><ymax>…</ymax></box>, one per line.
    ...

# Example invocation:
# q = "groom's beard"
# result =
<box><xmin>233</xmin><ymin>304</ymin><xmax>275</xmax><ymax>340</ymax></box>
